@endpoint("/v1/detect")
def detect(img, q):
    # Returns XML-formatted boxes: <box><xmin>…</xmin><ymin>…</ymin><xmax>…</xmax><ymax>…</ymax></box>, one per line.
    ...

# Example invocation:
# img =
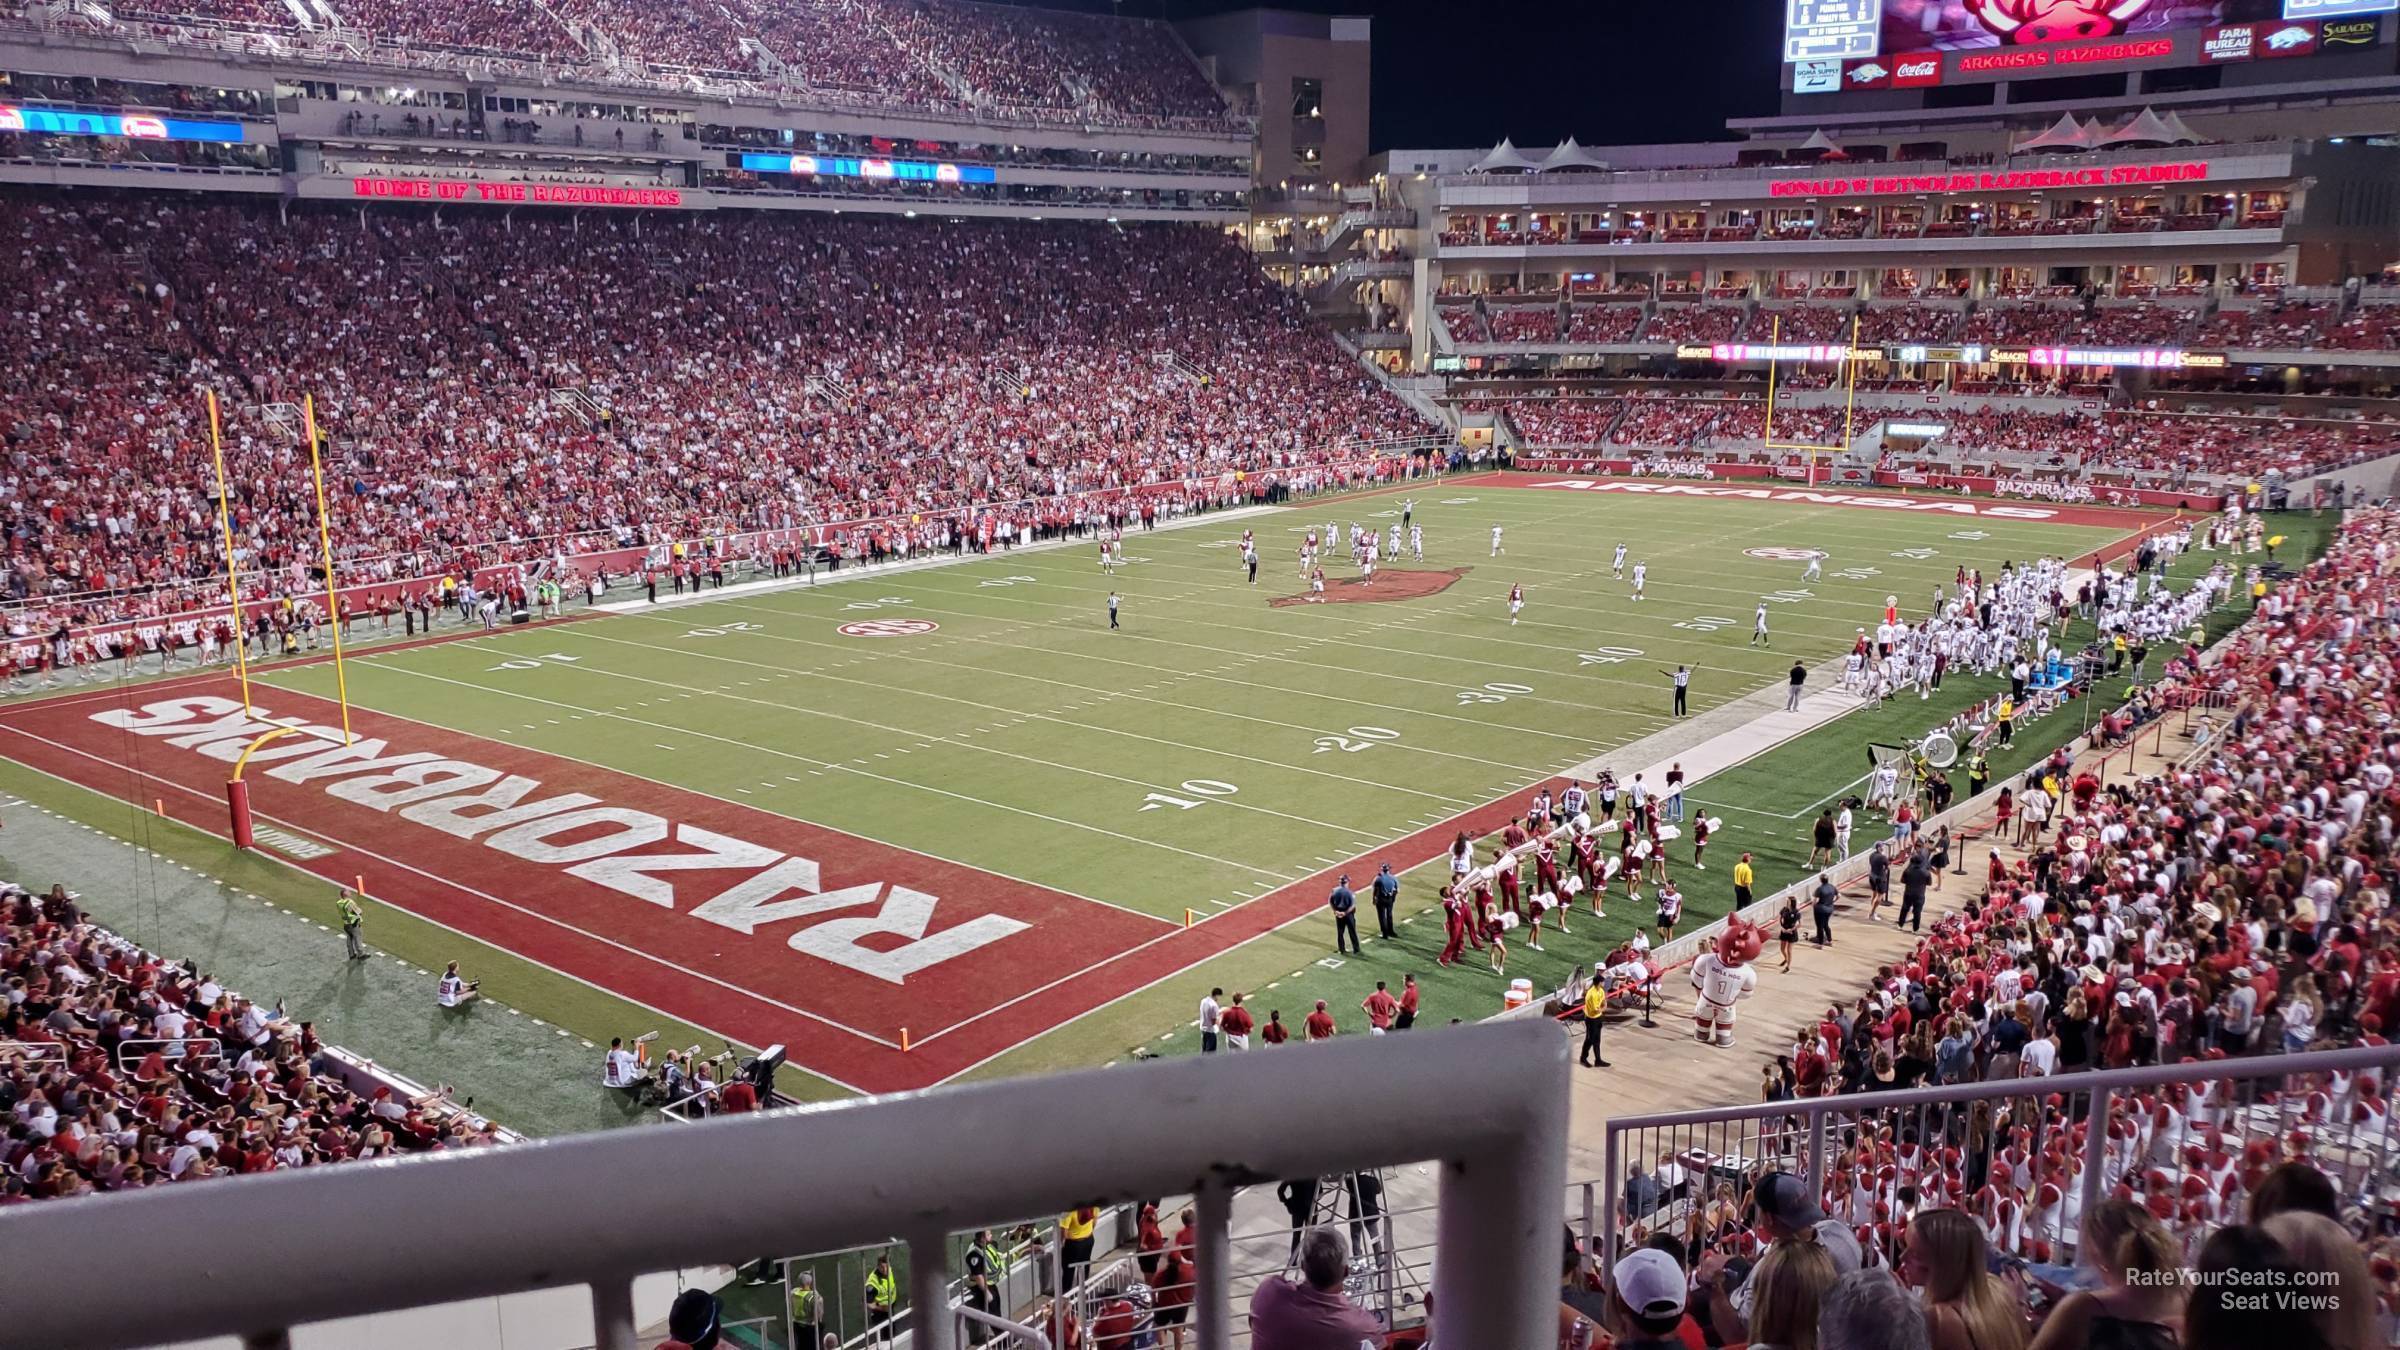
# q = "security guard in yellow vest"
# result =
<box><xmin>962</xmin><ymin>1230</ymin><xmax>1005</xmax><ymax>1344</ymax></box>
<box><xmin>787</xmin><ymin>1271</ymin><xmax>823</xmax><ymax>1348</ymax></box>
<box><xmin>1578</xmin><ymin>979</ymin><xmax>1610</xmax><ymax>1068</ymax></box>
<box><xmin>864</xmin><ymin>1254</ymin><xmax>899</xmax><ymax>1342</ymax></box>
<box><xmin>337</xmin><ymin>888</ymin><xmax>367</xmax><ymax>961</ymax></box>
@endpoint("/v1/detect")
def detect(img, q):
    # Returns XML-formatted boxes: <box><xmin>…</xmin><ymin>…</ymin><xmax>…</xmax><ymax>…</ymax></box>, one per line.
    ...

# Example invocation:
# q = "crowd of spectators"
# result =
<box><xmin>1642</xmin><ymin>306</ymin><xmax>1746</xmax><ymax>347</ymax></box>
<box><xmin>113</xmin><ymin>0</ymin><xmax>1234</xmax><ymax>128</ymax></box>
<box><xmin>3</xmin><ymin>881</ymin><xmax>505</xmax><ymax>1204</ymax></box>
<box><xmin>2060</xmin><ymin>303</ymin><xmax>2198</xmax><ymax>348</ymax></box>
<box><xmin>1753</xmin><ymin>305</ymin><xmax>1854</xmax><ymax>344</ymax></box>
<box><xmin>1587</xmin><ymin>507</ymin><xmax>2400</xmax><ymax>1350</ymax></box>
<box><xmin>0</xmin><ymin>191</ymin><xmax>1427</xmax><ymax>636</ymax></box>
<box><xmin>1487</xmin><ymin>306</ymin><xmax>1561</xmax><ymax>344</ymax></box>
<box><xmin>1959</xmin><ymin>305</ymin><xmax>2081</xmax><ymax>346</ymax></box>
<box><xmin>2193</xmin><ymin>302</ymin><xmax>2340</xmax><ymax>350</ymax></box>
<box><xmin>1479</xmin><ymin>399</ymin><xmax>1621</xmax><ymax>448</ymax></box>
<box><xmin>1609</xmin><ymin>393</ymin><xmax>1728</xmax><ymax>449</ymax></box>
<box><xmin>1564</xmin><ymin>304</ymin><xmax>1645</xmax><ymax>344</ymax></box>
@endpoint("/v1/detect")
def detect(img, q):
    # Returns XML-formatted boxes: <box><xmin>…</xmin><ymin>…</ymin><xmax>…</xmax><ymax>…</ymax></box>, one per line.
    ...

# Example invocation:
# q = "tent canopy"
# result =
<box><xmin>1538</xmin><ymin>136</ymin><xmax>1608</xmax><ymax>172</ymax></box>
<box><xmin>2100</xmin><ymin>107</ymin><xmax>2189</xmax><ymax>146</ymax></box>
<box><xmin>1470</xmin><ymin>137</ymin><xmax>1541</xmax><ymax>173</ymax></box>
<box><xmin>2015</xmin><ymin>111</ymin><xmax>2093</xmax><ymax>152</ymax></box>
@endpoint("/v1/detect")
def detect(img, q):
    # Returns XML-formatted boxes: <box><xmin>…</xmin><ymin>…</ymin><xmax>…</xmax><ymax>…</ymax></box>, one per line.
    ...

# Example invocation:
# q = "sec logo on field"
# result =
<box><xmin>837</xmin><ymin>618</ymin><xmax>940</xmax><ymax>637</ymax></box>
<box><xmin>1745</xmin><ymin>547</ymin><xmax>1827</xmax><ymax>561</ymax></box>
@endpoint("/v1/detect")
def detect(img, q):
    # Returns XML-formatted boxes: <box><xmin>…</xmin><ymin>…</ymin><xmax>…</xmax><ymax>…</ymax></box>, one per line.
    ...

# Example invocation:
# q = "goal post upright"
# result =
<box><xmin>1760</xmin><ymin>312</ymin><xmax>1863</xmax><ymax>488</ymax></box>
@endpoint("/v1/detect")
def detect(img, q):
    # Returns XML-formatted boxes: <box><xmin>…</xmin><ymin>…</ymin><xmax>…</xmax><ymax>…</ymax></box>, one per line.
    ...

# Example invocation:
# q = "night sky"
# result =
<box><xmin>1021</xmin><ymin>0</ymin><xmax>1788</xmax><ymax>150</ymax></box>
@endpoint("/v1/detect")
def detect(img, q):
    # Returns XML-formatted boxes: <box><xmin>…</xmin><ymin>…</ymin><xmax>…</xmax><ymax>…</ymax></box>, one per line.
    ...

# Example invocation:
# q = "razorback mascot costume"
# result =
<box><xmin>1690</xmin><ymin>917</ymin><xmax>1765</xmax><ymax>1047</ymax></box>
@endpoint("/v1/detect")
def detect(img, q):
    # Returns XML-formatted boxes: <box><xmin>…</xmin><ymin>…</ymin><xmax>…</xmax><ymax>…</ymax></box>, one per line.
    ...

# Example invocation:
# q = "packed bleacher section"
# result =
<box><xmin>1564</xmin><ymin>304</ymin><xmax>1645</xmax><ymax>344</ymax></box>
<box><xmin>2</xmin><ymin>881</ymin><xmax>505</xmax><ymax>1202</ymax></box>
<box><xmin>1642</xmin><ymin>305</ymin><xmax>1746</xmax><ymax>346</ymax></box>
<box><xmin>0</xmin><ymin>191</ymin><xmax>1428</xmax><ymax>635</ymax></box>
<box><xmin>112</xmin><ymin>0</ymin><xmax>1233</xmax><ymax>129</ymax></box>
<box><xmin>1609</xmin><ymin>393</ymin><xmax>1727</xmax><ymax>449</ymax></box>
<box><xmin>1660</xmin><ymin>502</ymin><xmax>2390</xmax><ymax>1306</ymax></box>
<box><xmin>2193</xmin><ymin>301</ymin><xmax>2341</xmax><ymax>349</ymax></box>
<box><xmin>1485</xmin><ymin>305</ymin><xmax>1560</xmax><ymax>344</ymax></box>
<box><xmin>2059</xmin><ymin>303</ymin><xmax>2196</xmax><ymax>347</ymax></box>
<box><xmin>1593</xmin><ymin>510</ymin><xmax>2400</xmax><ymax>1350</ymax></box>
<box><xmin>1477</xmin><ymin>398</ymin><xmax>1620</xmax><ymax>448</ymax></box>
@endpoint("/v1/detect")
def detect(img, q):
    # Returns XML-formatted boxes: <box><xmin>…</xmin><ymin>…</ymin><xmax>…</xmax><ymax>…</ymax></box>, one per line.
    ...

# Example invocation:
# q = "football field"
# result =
<box><xmin>0</xmin><ymin>474</ymin><xmax>2168</xmax><ymax>1096</ymax></box>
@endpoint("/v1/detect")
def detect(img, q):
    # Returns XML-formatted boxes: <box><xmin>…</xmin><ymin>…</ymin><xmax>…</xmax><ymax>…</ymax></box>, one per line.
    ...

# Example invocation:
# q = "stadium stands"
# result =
<box><xmin>1481</xmin><ymin>398</ymin><xmax>1620</xmax><ymax>447</ymax></box>
<box><xmin>0</xmin><ymin>881</ymin><xmax>504</xmax><ymax>1203</ymax></box>
<box><xmin>0</xmin><ymin>191</ymin><xmax>1428</xmax><ymax>635</ymax></box>
<box><xmin>1610</xmin><ymin>393</ymin><xmax>1727</xmax><ymax>448</ymax></box>
<box><xmin>1643</xmin><ymin>305</ymin><xmax>1746</xmax><ymax>346</ymax></box>
<box><xmin>111</xmin><ymin>0</ymin><xmax>1233</xmax><ymax>127</ymax></box>
<box><xmin>1594</xmin><ymin>509</ymin><xmax>2400</xmax><ymax>1344</ymax></box>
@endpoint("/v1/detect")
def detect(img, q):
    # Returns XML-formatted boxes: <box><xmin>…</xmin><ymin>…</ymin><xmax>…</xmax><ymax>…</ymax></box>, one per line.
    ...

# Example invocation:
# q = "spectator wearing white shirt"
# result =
<box><xmin>436</xmin><ymin>961</ymin><xmax>481</xmax><ymax>1008</ymax></box>
<box><xmin>2019</xmin><ymin>1030</ymin><xmax>2058</xmax><ymax>1077</ymax></box>
<box><xmin>602</xmin><ymin>1037</ymin><xmax>651</xmax><ymax>1091</ymax></box>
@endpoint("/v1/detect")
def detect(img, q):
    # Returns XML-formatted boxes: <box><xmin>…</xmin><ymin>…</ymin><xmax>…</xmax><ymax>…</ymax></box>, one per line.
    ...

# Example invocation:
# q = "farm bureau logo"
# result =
<box><xmin>91</xmin><ymin>696</ymin><xmax>1026</xmax><ymax>983</ymax></box>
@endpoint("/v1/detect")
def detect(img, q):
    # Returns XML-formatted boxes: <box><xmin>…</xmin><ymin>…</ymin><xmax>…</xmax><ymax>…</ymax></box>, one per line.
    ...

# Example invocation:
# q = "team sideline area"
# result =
<box><xmin>8</xmin><ymin>0</ymin><xmax>2400</xmax><ymax>1340</ymax></box>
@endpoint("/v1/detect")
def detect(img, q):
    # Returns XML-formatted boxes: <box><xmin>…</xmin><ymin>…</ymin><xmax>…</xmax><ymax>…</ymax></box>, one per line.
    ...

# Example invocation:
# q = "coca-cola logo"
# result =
<box><xmin>1893</xmin><ymin>55</ymin><xmax>1944</xmax><ymax>85</ymax></box>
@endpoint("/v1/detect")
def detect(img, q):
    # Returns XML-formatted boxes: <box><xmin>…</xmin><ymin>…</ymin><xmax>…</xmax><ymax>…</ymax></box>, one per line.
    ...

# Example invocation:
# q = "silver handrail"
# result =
<box><xmin>0</xmin><ymin>1020</ymin><xmax>1570</xmax><ymax>1350</ymax></box>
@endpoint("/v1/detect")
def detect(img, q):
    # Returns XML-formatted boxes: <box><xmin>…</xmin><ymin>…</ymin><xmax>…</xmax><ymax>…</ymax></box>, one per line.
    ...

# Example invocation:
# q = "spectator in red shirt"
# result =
<box><xmin>1302</xmin><ymin>1000</ymin><xmax>1336</xmax><ymax>1041</ymax></box>
<box><xmin>1361</xmin><ymin>982</ymin><xmax>1398</xmax><ymax>1035</ymax></box>
<box><xmin>1260</xmin><ymin>1011</ymin><xmax>1289</xmax><ymax>1046</ymax></box>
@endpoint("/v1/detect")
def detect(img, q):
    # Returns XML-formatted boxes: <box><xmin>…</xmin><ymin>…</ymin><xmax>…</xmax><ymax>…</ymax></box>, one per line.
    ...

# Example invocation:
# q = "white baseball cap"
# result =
<box><xmin>1612</xmin><ymin>1247</ymin><xmax>1688</xmax><ymax>1320</ymax></box>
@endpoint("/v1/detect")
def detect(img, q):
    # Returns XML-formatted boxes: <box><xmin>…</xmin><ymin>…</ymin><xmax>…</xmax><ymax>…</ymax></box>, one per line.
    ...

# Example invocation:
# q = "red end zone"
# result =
<box><xmin>1495</xmin><ymin>474</ymin><xmax>2178</xmax><ymax>533</ymax></box>
<box><xmin>0</xmin><ymin>679</ymin><xmax>1180</xmax><ymax>1094</ymax></box>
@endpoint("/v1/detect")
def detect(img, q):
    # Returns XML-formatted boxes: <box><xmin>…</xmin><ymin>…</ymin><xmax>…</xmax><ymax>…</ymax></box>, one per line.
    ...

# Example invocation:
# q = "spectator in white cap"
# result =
<box><xmin>1608</xmin><ymin>1247</ymin><xmax>1691</xmax><ymax>1349</ymax></box>
<box><xmin>1695</xmin><ymin>1171</ymin><xmax>1863</xmax><ymax>1344</ymax></box>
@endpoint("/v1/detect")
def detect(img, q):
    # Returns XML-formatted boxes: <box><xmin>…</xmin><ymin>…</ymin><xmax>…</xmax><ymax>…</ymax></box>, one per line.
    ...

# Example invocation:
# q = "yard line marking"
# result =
<box><xmin>513</xmin><ymin>633</ymin><xmax>1424</xmax><ymax>835</ymax></box>
<box><xmin>322</xmin><ymin>663</ymin><xmax>1295</xmax><ymax>885</ymax></box>
<box><xmin>602</xmin><ymin>618</ymin><xmax>1541</xmax><ymax>780</ymax></box>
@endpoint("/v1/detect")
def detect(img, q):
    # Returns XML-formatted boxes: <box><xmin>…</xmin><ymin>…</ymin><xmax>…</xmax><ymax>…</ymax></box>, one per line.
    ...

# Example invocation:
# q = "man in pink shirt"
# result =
<box><xmin>1249</xmin><ymin>1227</ymin><xmax>1381</xmax><ymax>1350</ymax></box>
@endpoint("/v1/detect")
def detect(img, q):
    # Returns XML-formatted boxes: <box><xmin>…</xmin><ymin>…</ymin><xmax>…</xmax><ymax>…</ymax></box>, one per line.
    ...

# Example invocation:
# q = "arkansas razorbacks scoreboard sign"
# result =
<box><xmin>0</xmin><ymin>682</ymin><xmax>1168</xmax><ymax>1093</ymax></box>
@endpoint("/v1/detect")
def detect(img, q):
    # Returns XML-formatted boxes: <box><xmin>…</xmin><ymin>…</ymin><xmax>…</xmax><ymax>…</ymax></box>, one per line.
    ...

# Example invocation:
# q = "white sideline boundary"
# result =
<box><xmin>593</xmin><ymin>504</ymin><xmax>1285</xmax><ymax>616</ymax></box>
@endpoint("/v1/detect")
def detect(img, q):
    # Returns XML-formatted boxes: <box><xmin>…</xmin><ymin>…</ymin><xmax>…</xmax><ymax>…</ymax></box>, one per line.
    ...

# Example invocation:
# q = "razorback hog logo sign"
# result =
<box><xmin>1966</xmin><ymin>0</ymin><xmax>2154</xmax><ymax>43</ymax></box>
<box><xmin>92</xmin><ymin>695</ymin><xmax>1027</xmax><ymax>984</ymax></box>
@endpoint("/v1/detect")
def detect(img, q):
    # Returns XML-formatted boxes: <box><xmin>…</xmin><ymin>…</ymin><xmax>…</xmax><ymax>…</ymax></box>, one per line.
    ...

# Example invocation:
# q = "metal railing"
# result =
<box><xmin>112</xmin><ymin>1035</ymin><xmax>224</xmax><ymax>1071</ymax></box>
<box><xmin>1598</xmin><ymin>1043</ymin><xmax>2400</xmax><ymax>1270</ymax></box>
<box><xmin>0</xmin><ymin>1021</ymin><xmax>1570</xmax><ymax>1350</ymax></box>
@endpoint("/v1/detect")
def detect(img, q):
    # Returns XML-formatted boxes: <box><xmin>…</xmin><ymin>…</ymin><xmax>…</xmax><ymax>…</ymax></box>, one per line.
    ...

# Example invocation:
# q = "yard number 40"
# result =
<box><xmin>488</xmin><ymin>653</ymin><xmax>581</xmax><ymax>672</ymax></box>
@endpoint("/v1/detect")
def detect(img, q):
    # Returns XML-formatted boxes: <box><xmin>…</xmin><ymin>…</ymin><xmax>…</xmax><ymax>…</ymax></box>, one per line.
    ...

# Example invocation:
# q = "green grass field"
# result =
<box><xmin>0</xmin><ymin>474</ymin><xmax>2260</xmax><ymax>1121</ymax></box>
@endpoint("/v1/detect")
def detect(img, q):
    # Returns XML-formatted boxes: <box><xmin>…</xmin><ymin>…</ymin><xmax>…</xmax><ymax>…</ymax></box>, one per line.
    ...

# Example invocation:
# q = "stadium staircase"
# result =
<box><xmin>803</xmin><ymin>372</ymin><xmax>857</xmax><ymax>409</ymax></box>
<box><xmin>1153</xmin><ymin>351</ymin><xmax>1211</xmax><ymax>386</ymax></box>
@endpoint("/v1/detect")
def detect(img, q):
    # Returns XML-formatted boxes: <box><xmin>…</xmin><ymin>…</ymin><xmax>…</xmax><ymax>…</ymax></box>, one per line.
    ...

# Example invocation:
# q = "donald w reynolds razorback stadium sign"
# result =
<box><xmin>1769</xmin><ymin>162</ymin><xmax>2209</xmax><ymax>198</ymax></box>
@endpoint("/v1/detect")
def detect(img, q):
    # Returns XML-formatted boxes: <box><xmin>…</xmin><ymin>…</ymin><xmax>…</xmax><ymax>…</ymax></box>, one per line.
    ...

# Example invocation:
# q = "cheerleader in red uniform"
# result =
<box><xmin>1437</xmin><ymin>885</ymin><xmax>1469</xmax><ymax>966</ymax></box>
<box><xmin>1476</xmin><ymin>881</ymin><xmax>1507</xmax><ymax>975</ymax></box>
<box><xmin>1534</xmin><ymin>835</ymin><xmax>1568</xmax><ymax>935</ymax></box>
<box><xmin>1493</xmin><ymin>844</ymin><xmax>1522</xmax><ymax>918</ymax></box>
